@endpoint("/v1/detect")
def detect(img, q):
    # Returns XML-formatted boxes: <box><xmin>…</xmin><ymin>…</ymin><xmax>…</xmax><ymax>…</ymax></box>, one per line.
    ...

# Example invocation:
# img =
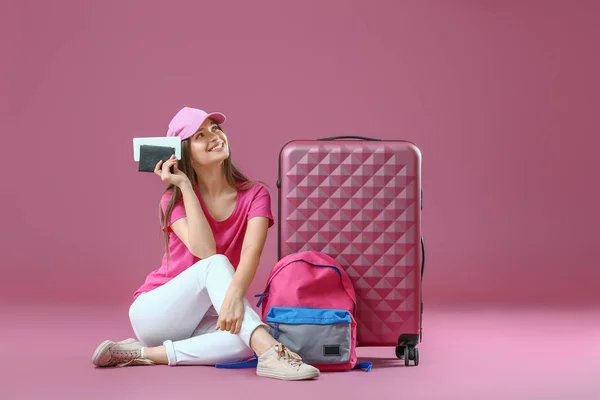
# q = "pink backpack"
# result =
<box><xmin>255</xmin><ymin>250</ymin><xmax>371</xmax><ymax>372</ymax></box>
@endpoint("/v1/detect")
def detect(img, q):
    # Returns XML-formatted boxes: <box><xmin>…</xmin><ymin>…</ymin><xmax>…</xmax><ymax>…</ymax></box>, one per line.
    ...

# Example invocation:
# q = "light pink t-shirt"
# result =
<box><xmin>133</xmin><ymin>182</ymin><xmax>274</xmax><ymax>299</ymax></box>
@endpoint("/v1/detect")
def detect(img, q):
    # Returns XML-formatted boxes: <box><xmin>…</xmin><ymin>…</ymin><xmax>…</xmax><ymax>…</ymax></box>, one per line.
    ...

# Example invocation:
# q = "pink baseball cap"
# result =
<box><xmin>166</xmin><ymin>107</ymin><xmax>226</xmax><ymax>140</ymax></box>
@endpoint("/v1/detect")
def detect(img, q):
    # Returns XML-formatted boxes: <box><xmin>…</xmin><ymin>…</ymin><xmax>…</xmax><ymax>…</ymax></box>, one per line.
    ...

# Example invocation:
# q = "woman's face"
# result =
<box><xmin>188</xmin><ymin>118</ymin><xmax>229</xmax><ymax>167</ymax></box>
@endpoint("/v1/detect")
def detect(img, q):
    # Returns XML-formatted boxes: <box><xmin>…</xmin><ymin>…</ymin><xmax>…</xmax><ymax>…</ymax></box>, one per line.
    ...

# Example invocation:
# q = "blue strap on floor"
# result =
<box><xmin>215</xmin><ymin>355</ymin><xmax>258</xmax><ymax>369</ymax></box>
<box><xmin>354</xmin><ymin>361</ymin><xmax>373</xmax><ymax>372</ymax></box>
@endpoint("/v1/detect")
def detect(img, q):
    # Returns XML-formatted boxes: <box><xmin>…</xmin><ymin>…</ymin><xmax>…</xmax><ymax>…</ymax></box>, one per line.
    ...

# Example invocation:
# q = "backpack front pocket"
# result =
<box><xmin>265</xmin><ymin>306</ymin><xmax>352</xmax><ymax>365</ymax></box>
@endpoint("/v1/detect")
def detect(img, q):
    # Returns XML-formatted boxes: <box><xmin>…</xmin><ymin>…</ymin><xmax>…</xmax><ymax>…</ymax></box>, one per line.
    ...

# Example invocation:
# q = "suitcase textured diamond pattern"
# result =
<box><xmin>279</xmin><ymin>142</ymin><xmax>422</xmax><ymax>346</ymax></box>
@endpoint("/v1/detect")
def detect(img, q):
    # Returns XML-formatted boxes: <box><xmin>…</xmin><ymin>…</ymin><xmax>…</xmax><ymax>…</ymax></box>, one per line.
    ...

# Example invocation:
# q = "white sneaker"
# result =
<box><xmin>91</xmin><ymin>338</ymin><xmax>154</xmax><ymax>367</ymax></box>
<box><xmin>256</xmin><ymin>344</ymin><xmax>320</xmax><ymax>380</ymax></box>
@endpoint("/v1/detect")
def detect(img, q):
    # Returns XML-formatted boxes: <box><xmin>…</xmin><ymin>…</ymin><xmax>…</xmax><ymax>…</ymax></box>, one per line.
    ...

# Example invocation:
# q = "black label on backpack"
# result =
<box><xmin>323</xmin><ymin>344</ymin><xmax>341</xmax><ymax>356</ymax></box>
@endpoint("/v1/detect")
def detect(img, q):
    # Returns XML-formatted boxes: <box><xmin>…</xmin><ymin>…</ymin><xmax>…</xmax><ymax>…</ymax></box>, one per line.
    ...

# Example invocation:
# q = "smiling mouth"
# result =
<box><xmin>208</xmin><ymin>141</ymin><xmax>225</xmax><ymax>152</ymax></box>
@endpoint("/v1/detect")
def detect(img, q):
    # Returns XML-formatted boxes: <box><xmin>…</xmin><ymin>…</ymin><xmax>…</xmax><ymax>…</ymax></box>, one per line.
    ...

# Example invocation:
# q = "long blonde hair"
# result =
<box><xmin>159</xmin><ymin>125</ymin><xmax>255</xmax><ymax>274</ymax></box>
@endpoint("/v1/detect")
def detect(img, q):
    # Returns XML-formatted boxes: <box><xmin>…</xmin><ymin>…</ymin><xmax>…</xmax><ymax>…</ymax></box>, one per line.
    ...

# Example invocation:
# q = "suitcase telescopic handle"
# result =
<box><xmin>317</xmin><ymin>136</ymin><xmax>382</xmax><ymax>141</ymax></box>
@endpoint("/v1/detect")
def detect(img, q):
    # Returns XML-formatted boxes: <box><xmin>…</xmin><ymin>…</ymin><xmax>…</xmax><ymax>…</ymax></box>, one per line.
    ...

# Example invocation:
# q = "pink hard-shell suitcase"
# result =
<box><xmin>277</xmin><ymin>136</ymin><xmax>425</xmax><ymax>366</ymax></box>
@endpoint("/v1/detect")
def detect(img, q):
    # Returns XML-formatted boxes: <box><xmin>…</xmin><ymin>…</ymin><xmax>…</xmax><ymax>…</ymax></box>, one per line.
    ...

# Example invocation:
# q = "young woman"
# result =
<box><xmin>91</xmin><ymin>107</ymin><xmax>320</xmax><ymax>381</ymax></box>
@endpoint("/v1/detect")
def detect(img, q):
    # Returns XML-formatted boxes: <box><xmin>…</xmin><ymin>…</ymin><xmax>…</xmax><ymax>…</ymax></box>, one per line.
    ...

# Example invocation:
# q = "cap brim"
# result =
<box><xmin>206</xmin><ymin>112</ymin><xmax>226</xmax><ymax>124</ymax></box>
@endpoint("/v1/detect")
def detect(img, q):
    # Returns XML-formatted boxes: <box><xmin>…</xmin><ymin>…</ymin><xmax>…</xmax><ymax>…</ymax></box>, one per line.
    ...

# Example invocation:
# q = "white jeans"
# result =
<box><xmin>128</xmin><ymin>254</ymin><xmax>267</xmax><ymax>366</ymax></box>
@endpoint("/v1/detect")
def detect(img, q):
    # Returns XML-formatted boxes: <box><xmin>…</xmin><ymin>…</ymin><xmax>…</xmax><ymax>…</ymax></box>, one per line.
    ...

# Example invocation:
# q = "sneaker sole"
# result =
<box><xmin>256</xmin><ymin>368</ymin><xmax>320</xmax><ymax>381</ymax></box>
<box><xmin>91</xmin><ymin>338</ymin><xmax>137</xmax><ymax>367</ymax></box>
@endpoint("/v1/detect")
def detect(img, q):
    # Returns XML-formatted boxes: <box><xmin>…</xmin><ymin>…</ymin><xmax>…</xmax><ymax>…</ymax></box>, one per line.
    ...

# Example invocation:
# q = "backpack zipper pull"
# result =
<box><xmin>254</xmin><ymin>293</ymin><xmax>264</xmax><ymax>307</ymax></box>
<box><xmin>254</xmin><ymin>292</ymin><xmax>269</xmax><ymax>307</ymax></box>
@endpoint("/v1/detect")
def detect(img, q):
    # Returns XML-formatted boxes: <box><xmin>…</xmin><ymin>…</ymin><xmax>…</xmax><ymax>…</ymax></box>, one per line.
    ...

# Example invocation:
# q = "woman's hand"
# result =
<box><xmin>216</xmin><ymin>293</ymin><xmax>245</xmax><ymax>335</ymax></box>
<box><xmin>154</xmin><ymin>155</ymin><xmax>189</xmax><ymax>188</ymax></box>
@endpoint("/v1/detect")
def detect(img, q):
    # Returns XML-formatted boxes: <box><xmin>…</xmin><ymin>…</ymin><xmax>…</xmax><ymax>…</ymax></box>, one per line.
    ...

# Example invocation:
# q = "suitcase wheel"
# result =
<box><xmin>397</xmin><ymin>345</ymin><xmax>419</xmax><ymax>366</ymax></box>
<box><xmin>412</xmin><ymin>347</ymin><xmax>420</xmax><ymax>366</ymax></box>
<box><xmin>395</xmin><ymin>345</ymin><xmax>405</xmax><ymax>359</ymax></box>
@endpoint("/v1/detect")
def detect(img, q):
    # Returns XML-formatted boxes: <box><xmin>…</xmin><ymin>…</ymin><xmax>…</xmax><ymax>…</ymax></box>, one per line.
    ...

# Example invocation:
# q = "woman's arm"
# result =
<box><xmin>227</xmin><ymin>216</ymin><xmax>270</xmax><ymax>298</ymax></box>
<box><xmin>156</xmin><ymin>156</ymin><xmax>216</xmax><ymax>259</ymax></box>
<box><xmin>170</xmin><ymin>180</ymin><xmax>217</xmax><ymax>259</ymax></box>
<box><xmin>216</xmin><ymin>216</ymin><xmax>270</xmax><ymax>334</ymax></box>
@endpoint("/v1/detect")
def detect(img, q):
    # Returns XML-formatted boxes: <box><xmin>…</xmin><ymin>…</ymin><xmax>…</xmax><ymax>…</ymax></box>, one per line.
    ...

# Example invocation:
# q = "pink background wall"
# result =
<box><xmin>1</xmin><ymin>0</ymin><xmax>599</xmax><ymax>309</ymax></box>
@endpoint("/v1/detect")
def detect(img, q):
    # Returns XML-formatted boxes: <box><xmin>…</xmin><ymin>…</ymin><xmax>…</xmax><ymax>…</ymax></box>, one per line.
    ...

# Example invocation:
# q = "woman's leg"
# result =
<box><xmin>141</xmin><ymin>314</ymin><xmax>279</xmax><ymax>366</ymax></box>
<box><xmin>148</xmin><ymin>309</ymin><xmax>255</xmax><ymax>365</ymax></box>
<box><xmin>128</xmin><ymin>255</ymin><xmax>268</xmax><ymax>362</ymax></box>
